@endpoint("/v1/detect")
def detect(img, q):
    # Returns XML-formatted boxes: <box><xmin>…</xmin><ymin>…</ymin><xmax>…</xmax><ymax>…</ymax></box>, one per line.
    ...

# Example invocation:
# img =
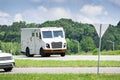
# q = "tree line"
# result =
<box><xmin>0</xmin><ymin>18</ymin><xmax>120</xmax><ymax>55</ymax></box>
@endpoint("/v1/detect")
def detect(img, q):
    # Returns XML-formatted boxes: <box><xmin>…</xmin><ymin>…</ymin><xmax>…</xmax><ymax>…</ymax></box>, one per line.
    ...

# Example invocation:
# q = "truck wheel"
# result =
<box><xmin>4</xmin><ymin>68</ymin><xmax>12</xmax><ymax>72</ymax></box>
<box><xmin>26</xmin><ymin>48</ymin><xmax>34</xmax><ymax>57</ymax></box>
<box><xmin>26</xmin><ymin>48</ymin><xmax>30</xmax><ymax>57</ymax></box>
<box><xmin>29</xmin><ymin>54</ymin><xmax>34</xmax><ymax>57</ymax></box>
<box><xmin>40</xmin><ymin>48</ymin><xmax>47</xmax><ymax>57</ymax></box>
<box><xmin>60</xmin><ymin>53</ymin><xmax>65</xmax><ymax>57</ymax></box>
<box><xmin>46</xmin><ymin>54</ymin><xmax>50</xmax><ymax>57</ymax></box>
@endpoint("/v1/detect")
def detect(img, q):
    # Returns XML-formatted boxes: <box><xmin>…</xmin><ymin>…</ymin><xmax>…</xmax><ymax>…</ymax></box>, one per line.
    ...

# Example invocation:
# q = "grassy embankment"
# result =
<box><xmin>1</xmin><ymin>59</ymin><xmax>120</xmax><ymax>80</ymax></box>
<box><xmin>0</xmin><ymin>74</ymin><xmax>120</xmax><ymax>80</ymax></box>
<box><xmin>15</xmin><ymin>59</ymin><xmax>120</xmax><ymax>67</ymax></box>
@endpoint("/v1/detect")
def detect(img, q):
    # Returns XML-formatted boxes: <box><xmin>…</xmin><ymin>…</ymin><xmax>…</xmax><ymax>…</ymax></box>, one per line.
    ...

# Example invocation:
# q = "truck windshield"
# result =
<box><xmin>53</xmin><ymin>31</ymin><xmax>63</xmax><ymax>38</ymax></box>
<box><xmin>42</xmin><ymin>31</ymin><xmax>52</xmax><ymax>38</ymax></box>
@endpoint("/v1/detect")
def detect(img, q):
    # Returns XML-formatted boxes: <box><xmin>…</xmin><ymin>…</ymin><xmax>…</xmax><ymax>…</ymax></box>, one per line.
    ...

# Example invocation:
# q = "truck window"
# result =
<box><xmin>36</xmin><ymin>33</ymin><xmax>38</xmax><ymax>37</ymax></box>
<box><xmin>42</xmin><ymin>31</ymin><xmax>52</xmax><ymax>38</ymax></box>
<box><xmin>39</xmin><ymin>32</ymin><xmax>41</xmax><ymax>39</ymax></box>
<box><xmin>53</xmin><ymin>31</ymin><xmax>63</xmax><ymax>38</ymax></box>
<box><xmin>32</xmin><ymin>33</ymin><xmax>35</xmax><ymax>37</ymax></box>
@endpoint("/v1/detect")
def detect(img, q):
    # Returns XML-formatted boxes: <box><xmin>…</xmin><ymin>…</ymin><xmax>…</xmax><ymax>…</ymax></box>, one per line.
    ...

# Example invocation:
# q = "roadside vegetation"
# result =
<box><xmin>0</xmin><ymin>74</ymin><xmax>120</xmax><ymax>80</ymax></box>
<box><xmin>0</xmin><ymin>41</ymin><xmax>120</xmax><ymax>55</ymax></box>
<box><xmin>15</xmin><ymin>59</ymin><xmax>120</xmax><ymax>67</ymax></box>
<box><xmin>0</xmin><ymin>18</ymin><xmax>120</xmax><ymax>55</ymax></box>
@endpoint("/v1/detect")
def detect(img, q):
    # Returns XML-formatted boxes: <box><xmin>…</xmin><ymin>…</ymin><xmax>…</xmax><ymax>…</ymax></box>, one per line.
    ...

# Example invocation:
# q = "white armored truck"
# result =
<box><xmin>21</xmin><ymin>27</ymin><xmax>67</xmax><ymax>57</ymax></box>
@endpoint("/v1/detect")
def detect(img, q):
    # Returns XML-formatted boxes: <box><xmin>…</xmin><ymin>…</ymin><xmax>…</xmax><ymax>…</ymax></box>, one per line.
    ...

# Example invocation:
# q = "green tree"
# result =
<box><xmin>66</xmin><ymin>38</ymin><xmax>79</xmax><ymax>54</ymax></box>
<box><xmin>0</xmin><ymin>18</ymin><xmax>120</xmax><ymax>54</ymax></box>
<box><xmin>80</xmin><ymin>37</ymin><xmax>96</xmax><ymax>52</ymax></box>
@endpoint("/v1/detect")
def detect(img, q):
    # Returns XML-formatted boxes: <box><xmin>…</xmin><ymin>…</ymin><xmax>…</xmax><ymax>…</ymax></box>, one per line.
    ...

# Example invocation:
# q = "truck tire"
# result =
<box><xmin>40</xmin><ymin>48</ymin><xmax>50</xmax><ymax>57</ymax></box>
<box><xmin>26</xmin><ymin>48</ymin><xmax>34</xmax><ymax>57</ymax></box>
<box><xmin>60</xmin><ymin>53</ymin><xmax>65</xmax><ymax>57</ymax></box>
<box><xmin>4</xmin><ymin>68</ymin><xmax>12</xmax><ymax>72</ymax></box>
<box><xmin>40</xmin><ymin>48</ymin><xmax>46</xmax><ymax>57</ymax></box>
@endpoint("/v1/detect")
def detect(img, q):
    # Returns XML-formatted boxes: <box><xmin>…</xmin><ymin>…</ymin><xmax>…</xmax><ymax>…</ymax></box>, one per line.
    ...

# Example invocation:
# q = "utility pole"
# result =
<box><xmin>113</xmin><ymin>42</ymin><xmax>114</xmax><ymax>51</ymax></box>
<box><xmin>107</xmin><ymin>40</ymin><xmax>115</xmax><ymax>51</ymax></box>
<box><xmin>73</xmin><ymin>40</ymin><xmax>79</xmax><ymax>53</ymax></box>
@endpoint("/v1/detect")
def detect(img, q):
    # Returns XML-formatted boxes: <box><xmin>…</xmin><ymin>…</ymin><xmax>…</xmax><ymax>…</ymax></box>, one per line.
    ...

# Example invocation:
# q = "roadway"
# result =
<box><xmin>0</xmin><ymin>55</ymin><xmax>119</xmax><ymax>74</ymax></box>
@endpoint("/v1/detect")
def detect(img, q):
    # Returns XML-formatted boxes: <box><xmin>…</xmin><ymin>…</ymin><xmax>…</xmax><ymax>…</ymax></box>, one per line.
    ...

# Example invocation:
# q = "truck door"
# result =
<box><xmin>31</xmin><ymin>32</ymin><xmax>36</xmax><ymax>54</ymax></box>
<box><xmin>31</xmin><ymin>30</ymin><xmax>41</xmax><ymax>54</ymax></box>
<box><xmin>32</xmin><ymin>31</ymin><xmax>39</xmax><ymax>54</ymax></box>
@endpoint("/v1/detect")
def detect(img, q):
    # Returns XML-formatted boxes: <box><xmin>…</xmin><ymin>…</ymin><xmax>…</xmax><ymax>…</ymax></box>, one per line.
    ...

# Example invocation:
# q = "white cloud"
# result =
<box><xmin>75</xmin><ymin>14</ymin><xmax>113</xmax><ymax>24</ymax></box>
<box><xmin>0</xmin><ymin>11</ymin><xmax>12</xmax><ymax>25</ymax></box>
<box><xmin>74</xmin><ymin>14</ymin><xmax>103</xmax><ymax>24</ymax></box>
<box><xmin>0</xmin><ymin>5</ymin><xmax>115</xmax><ymax>25</ymax></box>
<box><xmin>104</xmin><ymin>11</ymin><xmax>108</xmax><ymax>16</ymax></box>
<box><xmin>51</xmin><ymin>0</ymin><xmax>66</xmax><ymax>3</ymax></box>
<box><xmin>0</xmin><ymin>11</ymin><xmax>10</xmax><ymax>17</ymax></box>
<box><xmin>50</xmin><ymin>7</ymin><xmax>71</xmax><ymax>19</ymax></box>
<box><xmin>22</xmin><ymin>6</ymin><xmax>71</xmax><ymax>23</ymax></box>
<box><xmin>0</xmin><ymin>7</ymin><xmax>75</xmax><ymax>25</ymax></box>
<box><xmin>80</xmin><ymin>5</ymin><xmax>108</xmax><ymax>16</ymax></box>
<box><xmin>30</xmin><ymin>0</ymin><xmax>41</xmax><ymax>2</ymax></box>
<box><xmin>76</xmin><ymin>4</ymin><xmax>111</xmax><ymax>24</ymax></box>
<box><xmin>14</xmin><ymin>13</ymin><xmax>23</xmax><ymax>22</ymax></box>
<box><xmin>0</xmin><ymin>12</ymin><xmax>24</xmax><ymax>25</ymax></box>
<box><xmin>31</xmin><ymin>0</ymin><xmax>66</xmax><ymax>3</ymax></box>
<box><xmin>38</xmin><ymin>6</ymin><xmax>48</xmax><ymax>12</ymax></box>
<box><xmin>0</xmin><ymin>17</ymin><xmax>9</xmax><ymax>25</ymax></box>
<box><xmin>110</xmin><ymin>0</ymin><xmax>120</xmax><ymax>6</ymax></box>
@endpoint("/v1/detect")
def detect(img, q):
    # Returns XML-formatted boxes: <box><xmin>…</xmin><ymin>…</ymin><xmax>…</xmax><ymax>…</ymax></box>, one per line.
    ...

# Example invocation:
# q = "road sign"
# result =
<box><xmin>93</xmin><ymin>24</ymin><xmax>109</xmax><ymax>74</ymax></box>
<box><xmin>93</xmin><ymin>24</ymin><xmax>109</xmax><ymax>38</ymax></box>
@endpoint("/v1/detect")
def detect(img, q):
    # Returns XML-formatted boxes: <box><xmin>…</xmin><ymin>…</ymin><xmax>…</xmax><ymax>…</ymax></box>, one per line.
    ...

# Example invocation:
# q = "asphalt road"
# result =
<box><xmin>0</xmin><ymin>55</ymin><xmax>119</xmax><ymax>74</ymax></box>
<box><xmin>14</xmin><ymin>55</ymin><xmax>120</xmax><ymax>61</ymax></box>
<box><xmin>0</xmin><ymin>67</ymin><xmax>120</xmax><ymax>74</ymax></box>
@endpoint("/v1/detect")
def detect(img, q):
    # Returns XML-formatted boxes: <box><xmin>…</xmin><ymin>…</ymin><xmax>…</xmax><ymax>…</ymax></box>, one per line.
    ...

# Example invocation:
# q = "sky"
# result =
<box><xmin>0</xmin><ymin>0</ymin><xmax>120</xmax><ymax>25</ymax></box>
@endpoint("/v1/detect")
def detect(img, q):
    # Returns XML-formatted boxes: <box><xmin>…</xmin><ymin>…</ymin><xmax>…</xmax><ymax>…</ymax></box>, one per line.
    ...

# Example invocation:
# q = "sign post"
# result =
<box><xmin>97</xmin><ymin>24</ymin><xmax>102</xmax><ymax>74</ymax></box>
<box><xmin>93</xmin><ymin>24</ymin><xmax>109</xmax><ymax>74</ymax></box>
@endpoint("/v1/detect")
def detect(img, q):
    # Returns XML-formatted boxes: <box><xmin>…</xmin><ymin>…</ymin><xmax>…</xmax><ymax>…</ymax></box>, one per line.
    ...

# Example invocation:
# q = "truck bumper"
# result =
<box><xmin>0</xmin><ymin>62</ymin><xmax>14</xmax><ymax>69</ymax></box>
<box><xmin>43</xmin><ymin>49</ymin><xmax>67</xmax><ymax>54</ymax></box>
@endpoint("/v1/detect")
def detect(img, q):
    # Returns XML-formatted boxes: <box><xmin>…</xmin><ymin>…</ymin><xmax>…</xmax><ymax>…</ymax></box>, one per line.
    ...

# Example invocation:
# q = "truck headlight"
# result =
<box><xmin>46</xmin><ymin>43</ymin><xmax>50</xmax><ymax>48</ymax></box>
<box><xmin>11</xmin><ymin>56</ymin><xmax>14</xmax><ymax>60</ymax></box>
<box><xmin>63</xmin><ymin>43</ymin><xmax>66</xmax><ymax>48</ymax></box>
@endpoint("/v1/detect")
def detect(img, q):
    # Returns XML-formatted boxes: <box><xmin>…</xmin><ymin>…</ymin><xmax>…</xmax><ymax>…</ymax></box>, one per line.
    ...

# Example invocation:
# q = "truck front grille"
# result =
<box><xmin>0</xmin><ymin>56</ymin><xmax>11</xmax><ymax>61</ymax></box>
<box><xmin>52</xmin><ymin>42</ymin><xmax>62</xmax><ymax>48</ymax></box>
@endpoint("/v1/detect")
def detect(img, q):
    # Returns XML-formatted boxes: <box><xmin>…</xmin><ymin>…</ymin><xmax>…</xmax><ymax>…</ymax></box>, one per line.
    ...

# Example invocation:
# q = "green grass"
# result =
<box><xmin>101</xmin><ymin>50</ymin><xmax>120</xmax><ymax>55</ymax></box>
<box><xmin>0</xmin><ymin>74</ymin><xmax>120</xmax><ymax>80</ymax></box>
<box><xmin>15</xmin><ymin>59</ymin><xmax>120</xmax><ymax>67</ymax></box>
<box><xmin>92</xmin><ymin>50</ymin><xmax>120</xmax><ymax>55</ymax></box>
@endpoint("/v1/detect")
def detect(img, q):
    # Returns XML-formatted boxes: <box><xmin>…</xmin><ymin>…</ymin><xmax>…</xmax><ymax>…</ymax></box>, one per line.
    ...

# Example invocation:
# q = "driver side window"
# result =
<box><xmin>39</xmin><ymin>32</ymin><xmax>41</xmax><ymax>39</ymax></box>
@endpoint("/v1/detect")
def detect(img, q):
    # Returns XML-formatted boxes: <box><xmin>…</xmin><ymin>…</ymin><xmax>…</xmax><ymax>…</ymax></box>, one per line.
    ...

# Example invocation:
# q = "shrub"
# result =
<box><xmin>0</xmin><ymin>42</ymin><xmax>21</xmax><ymax>55</ymax></box>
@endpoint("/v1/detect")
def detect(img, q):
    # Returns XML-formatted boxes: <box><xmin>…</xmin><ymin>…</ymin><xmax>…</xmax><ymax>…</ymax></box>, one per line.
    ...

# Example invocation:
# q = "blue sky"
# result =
<box><xmin>0</xmin><ymin>0</ymin><xmax>120</xmax><ymax>25</ymax></box>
